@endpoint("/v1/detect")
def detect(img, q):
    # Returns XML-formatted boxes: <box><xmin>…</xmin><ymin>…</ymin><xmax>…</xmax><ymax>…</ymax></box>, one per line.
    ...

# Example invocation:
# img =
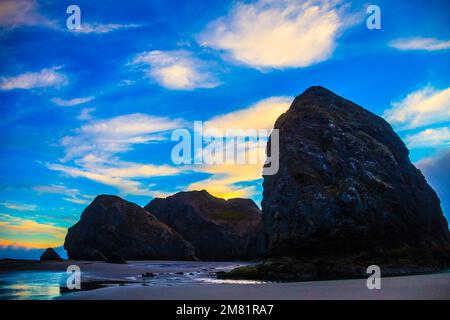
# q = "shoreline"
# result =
<box><xmin>1</xmin><ymin>259</ymin><xmax>449</xmax><ymax>300</ymax></box>
<box><xmin>60</xmin><ymin>272</ymin><xmax>450</xmax><ymax>300</ymax></box>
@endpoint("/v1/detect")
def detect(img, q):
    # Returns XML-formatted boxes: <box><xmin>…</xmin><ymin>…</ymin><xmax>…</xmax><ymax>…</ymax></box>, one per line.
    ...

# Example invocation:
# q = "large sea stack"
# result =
<box><xmin>221</xmin><ymin>86</ymin><xmax>450</xmax><ymax>280</ymax></box>
<box><xmin>64</xmin><ymin>195</ymin><xmax>196</xmax><ymax>261</ymax></box>
<box><xmin>145</xmin><ymin>190</ymin><xmax>265</xmax><ymax>260</ymax></box>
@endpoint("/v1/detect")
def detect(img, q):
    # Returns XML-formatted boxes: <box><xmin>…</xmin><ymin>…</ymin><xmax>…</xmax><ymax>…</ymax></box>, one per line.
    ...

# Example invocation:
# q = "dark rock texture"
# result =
<box><xmin>105</xmin><ymin>252</ymin><xmax>126</xmax><ymax>264</ymax></box>
<box><xmin>145</xmin><ymin>190</ymin><xmax>265</xmax><ymax>260</ymax></box>
<box><xmin>262</xmin><ymin>86</ymin><xmax>450</xmax><ymax>271</ymax></box>
<box><xmin>64</xmin><ymin>195</ymin><xmax>196</xmax><ymax>261</ymax></box>
<box><xmin>39</xmin><ymin>248</ymin><xmax>62</xmax><ymax>261</ymax></box>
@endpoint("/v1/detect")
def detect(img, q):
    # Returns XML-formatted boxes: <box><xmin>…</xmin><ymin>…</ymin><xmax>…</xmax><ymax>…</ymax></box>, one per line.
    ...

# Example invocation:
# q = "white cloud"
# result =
<box><xmin>389</xmin><ymin>37</ymin><xmax>450</xmax><ymax>51</ymax></box>
<box><xmin>52</xmin><ymin>96</ymin><xmax>94</xmax><ymax>107</ymax></box>
<box><xmin>132</xmin><ymin>50</ymin><xmax>220</xmax><ymax>90</ymax></box>
<box><xmin>0</xmin><ymin>66</ymin><xmax>66</xmax><ymax>90</ymax></box>
<box><xmin>49</xmin><ymin>113</ymin><xmax>185</xmax><ymax>196</ymax></box>
<box><xmin>33</xmin><ymin>184</ymin><xmax>79</xmax><ymax>197</ymax></box>
<box><xmin>384</xmin><ymin>86</ymin><xmax>450</xmax><ymax>130</ymax></box>
<box><xmin>33</xmin><ymin>184</ymin><xmax>92</xmax><ymax>205</ymax></box>
<box><xmin>48</xmin><ymin>162</ymin><xmax>179</xmax><ymax>197</ymax></box>
<box><xmin>198</xmin><ymin>0</ymin><xmax>355</xmax><ymax>69</ymax></box>
<box><xmin>0</xmin><ymin>0</ymin><xmax>141</xmax><ymax>34</ymax></box>
<box><xmin>0</xmin><ymin>0</ymin><xmax>54</xmax><ymax>28</ymax></box>
<box><xmin>60</xmin><ymin>113</ymin><xmax>184</xmax><ymax>161</ymax></box>
<box><xmin>0</xmin><ymin>213</ymin><xmax>66</xmax><ymax>248</ymax></box>
<box><xmin>0</xmin><ymin>202</ymin><xmax>37</xmax><ymax>212</ymax></box>
<box><xmin>77</xmin><ymin>107</ymin><xmax>96</xmax><ymax>121</ymax></box>
<box><xmin>204</xmin><ymin>96</ymin><xmax>292</xmax><ymax>133</ymax></box>
<box><xmin>62</xmin><ymin>197</ymin><xmax>89</xmax><ymax>205</ymax></box>
<box><xmin>73</xmin><ymin>23</ymin><xmax>142</xmax><ymax>34</ymax></box>
<box><xmin>406</xmin><ymin>127</ymin><xmax>450</xmax><ymax>148</ymax></box>
<box><xmin>186</xmin><ymin>96</ymin><xmax>292</xmax><ymax>198</ymax></box>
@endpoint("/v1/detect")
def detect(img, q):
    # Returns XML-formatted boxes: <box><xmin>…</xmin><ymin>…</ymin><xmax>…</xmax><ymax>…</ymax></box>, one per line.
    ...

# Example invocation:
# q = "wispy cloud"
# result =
<box><xmin>77</xmin><ymin>107</ymin><xmax>96</xmax><ymax>121</ymax></box>
<box><xmin>48</xmin><ymin>96</ymin><xmax>288</xmax><ymax>198</ymax></box>
<box><xmin>0</xmin><ymin>202</ymin><xmax>37</xmax><ymax>212</ymax></box>
<box><xmin>186</xmin><ymin>138</ymin><xmax>267</xmax><ymax>199</ymax></box>
<box><xmin>389</xmin><ymin>37</ymin><xmax>450</xmax><ymax>51</ymax></box>
<box><xmin>0</xmin><ymin>214</ymin><xmax>66</xmax><ymax>249</ymax></box>
<box><xmin>204</xmin><ymin>96</ymin><xmax>291</xmax><ymax>133</ymax></box>
<box><xmin>406</xmin><ymin>127</ymin><xmax>450</xmax><ymax>148</ymax></box>
<box><xmin>49</xmin><ymin>113</ymin><xmax>185</xmax><ymax>196</ymax></box>
<box><xmin>0</xmin><ymin>66</ymin><xmax>66</xmax><ymax>90</ymax></box>
<box><xmin>384</xmin><ymin>85</ymin><xmax>450</xmax><ymax>130</ymax></box>
<box><xmin>198</xmin><ymin>0</ymin><xmax>356</xmax><ymax>69</ymax></box>
<box><xmin>33</xmin><ymin>184</ymin><xmax>92</xmax><ymax>205</ymax></box>
<box><xmin>0</xmin><ymin>0</ymin><xmax>55</xmax><ymax>28</ymax></box>
<box><xmin>187</xmin><ymin>96</ymin><xmax>291</xmax><ymax>198</ymax></box>
<box><xmin>60</xmin><ymin>113</ymin><xmax>184</xmax><ymax>161</ymax></box>
<box><xmin>48</xmin><ymin>162</ymin><xmax>179</xmax><ymax>197</ymax></box>
<box><xmin>52</xmin><ymin>96</ymin><xmax>94</xmax><ymax>107</ymax></box>
<box><xmin>73</xmin><ymin>23</ymin><xmax>142</xmax><ymax>34</ymax></box>
<box><xmin>0</xmin><ymin>0</ymin><xmax>141</xmax><ymax>34</ymax></box>
<box><xmin>132</xmin><ymin>50</ymin><xmax>220</xmax><ymax>90</ymax></box>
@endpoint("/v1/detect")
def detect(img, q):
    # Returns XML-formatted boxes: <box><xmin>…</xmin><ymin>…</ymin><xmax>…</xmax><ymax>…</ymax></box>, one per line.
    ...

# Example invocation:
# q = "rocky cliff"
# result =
<box><xmin>221</xmin><ymin>86</ymin><xmax>450</xmax><ymax>280</ymax></box>
<box><xmin>263</xmin><ymin>86</ymin><xmax>450</xmax><ymax>266</ymax></box>
<box><xmin>64</xmin><ymin>195</ymin><xmax>196</xmax><ymax>261</ymax></box>
<box><xmin>145</xmin><ymin>190</ymin><xmax>265</xmax><ymax>260</ymax></box>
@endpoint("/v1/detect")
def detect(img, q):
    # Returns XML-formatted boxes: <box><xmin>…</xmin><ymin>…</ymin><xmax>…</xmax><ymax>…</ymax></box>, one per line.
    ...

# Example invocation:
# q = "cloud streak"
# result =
<box><xmin>384</xmin><ymin>85</ymin><xmax>450</xmax><ymax>130</ymax></box>
<box><xmin>48</xmin><ymin>113</ymin><xmax>186</xmax><ymax>196</ymax></box>
<box><xmin>48</xmin><ymin>162</ymin><xmax>179</xmax><ymax>197</ymax></box>
<box><xmin>60</xmin><ymin>113</ymin><xmax>184</xmax><ymax>161</ymax></box>
<box><xmin>389</xmin><ymin>37</ymin><xmax>450</xmax><ymax>51</ymax></box>
<box><xmin>204</xmin><ymin>96</ymin><xmax>292</xmax><ymax>133</ymax></box>
<box><xmin>0</xmin><ymin>66</ymin><xmax>66</xmax><ymax>91</ymax></box>
<box><xmin>0</xmin><ymin>214</ymin><xmax>66</xmax><ymax>249</ymax></box>
<box><xmin>52</xmin><ymin>96</ymin><xmax>94</xmax><ymax>107</ymax></box>
<box><xmin>0</xmin><ymin>0</ymin><xmax>54</xmax><ymax>28</ymax></box>
<box><xmin>73</xmin><ymin>23</ymin><xmax>142</xmax><ymax>34</ymax></box>
<box><xmin>0</xmin><ymin>202</ymin><xmax>37</xmax><ymax>212</ymax></box>
<box><xmin>33</xmin><ymin>184</ymin><xmax>92</xmax><ymax>205</ymax></box>
<box><xmin>188</xmin><ymin>96</ymin><xmax>291</xmax><ymax>198</ymax></box>
<box><xmin>406</xmin><ymin>127</ymin><xmax>450</xmax><ymax>148</ymax></box>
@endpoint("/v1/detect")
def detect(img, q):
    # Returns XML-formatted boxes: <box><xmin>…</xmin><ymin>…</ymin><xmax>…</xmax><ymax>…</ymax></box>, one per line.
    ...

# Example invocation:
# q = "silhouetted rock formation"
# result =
<box><xmin>145</xmin><ymin>190</ymin><xmax>265</xmax><ymax>260</ymax></box>
<box><xmin>64</xmin><ymin>195</ymin><xmax>196</xmax><ymax>261</ymax></box>
<box><xmin>222</xmin><ymin>86</ymin><xmax>450</xmax><ymax>280</ymax></box>
<box><xmin>264</xmin><ymin>86</ymin><xmax>449</xmax><ymax>267</ymax></box>
<box><xmin>40</xmin><ymin>248</ymin><xmax>62</xmax><ymax>261</ymax></box>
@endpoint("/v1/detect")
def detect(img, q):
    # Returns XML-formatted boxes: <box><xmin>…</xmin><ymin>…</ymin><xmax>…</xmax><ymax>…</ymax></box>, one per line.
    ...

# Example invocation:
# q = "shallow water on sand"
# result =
<box><xmin>0</xmin><ymin>261</ymin><xmax>262</xmax><ymax>300</ymax></box>
<box><xmin>0</xmin><ymin>271</ymin><xmax>66</xmax><ymax>300</ymax></box>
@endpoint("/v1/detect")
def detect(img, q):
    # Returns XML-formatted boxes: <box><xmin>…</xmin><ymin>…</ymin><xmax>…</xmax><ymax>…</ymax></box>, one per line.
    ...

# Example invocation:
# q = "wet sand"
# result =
<box><xmin>60</xmin><ymin>272</ymin><xmax>450</xmax><ymax>300</ymax></box>
<box><xmin>1</xmin><ymin>260</ymin><xmax>448</xmax><ymax>300</ymax></box>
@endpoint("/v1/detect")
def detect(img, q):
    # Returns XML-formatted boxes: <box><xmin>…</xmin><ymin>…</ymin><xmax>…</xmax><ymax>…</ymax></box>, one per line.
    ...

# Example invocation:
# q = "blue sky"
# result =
<box><xmin>0</xmin><ymin>0</ymin><xmax>449</xmax><ymax>259</ymax></box>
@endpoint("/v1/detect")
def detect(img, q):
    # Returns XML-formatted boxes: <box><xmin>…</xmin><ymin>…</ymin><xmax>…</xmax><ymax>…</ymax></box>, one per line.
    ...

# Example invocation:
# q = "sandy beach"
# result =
<box><xmin>1</xmin><ymin>260</ymin><xmax>448</xmax><ymax>300</ymax></box>
<box><xmin>61</xmin><ymin>272</ymin><xmax>450</xmax><ymax>300</ymax></box>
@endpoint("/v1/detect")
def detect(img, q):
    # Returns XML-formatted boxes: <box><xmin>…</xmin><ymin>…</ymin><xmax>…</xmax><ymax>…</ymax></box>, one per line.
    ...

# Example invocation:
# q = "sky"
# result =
<box><xmin>0</xmin><ymin>0</ymin><xmax>449</xmax><ymax>259</ymax></box>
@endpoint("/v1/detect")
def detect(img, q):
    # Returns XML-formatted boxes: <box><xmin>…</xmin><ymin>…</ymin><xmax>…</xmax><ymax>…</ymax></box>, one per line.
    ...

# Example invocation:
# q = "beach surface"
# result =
<box><xmin>1</xmin><ymin>260</ymin><xmax>448</xmax><ymax>300</ymax></box>
<box><xmin>61</xmin><ymin>272</ymin><xmax>450</xmax><ymax>300</ymax></box>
